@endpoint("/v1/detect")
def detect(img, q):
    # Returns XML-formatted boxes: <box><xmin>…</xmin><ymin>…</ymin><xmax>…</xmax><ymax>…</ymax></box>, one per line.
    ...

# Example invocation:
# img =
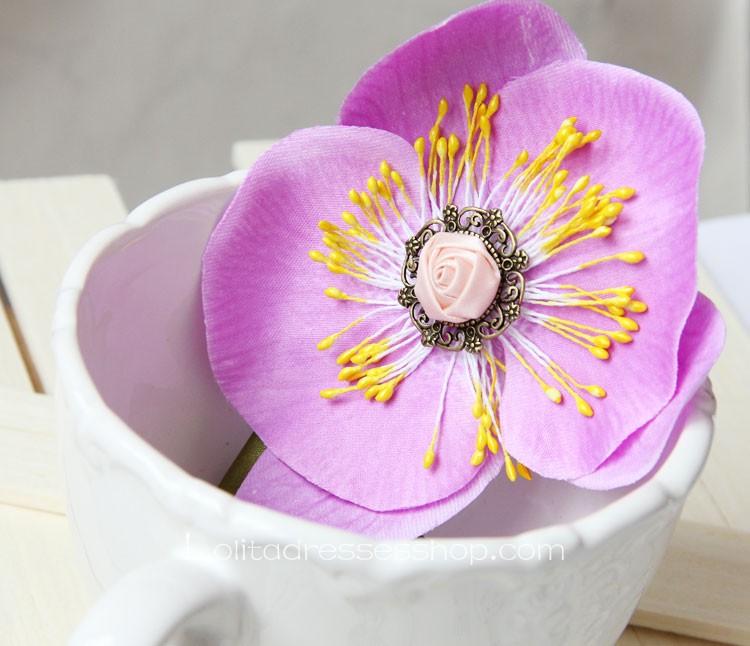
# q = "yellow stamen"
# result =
<box><xmin>543</xmin><ymin>226</ymin><xmax>611</xmax><ymax>258</ymax></box>
<box><xmin>339</xmin><ymin>212</ymin><xmax>377</xmax><ymax>243</ymax></box>
<box><xmin>338</xmin><ymin>365</ymin><xmax>364</xmax><ymax>381</ymax></box>
<box><xmin>504</xmin><ymin>452</ymin><xmax>517</xmax><ymax>481</ymax></box>
<box><xmin>487</xmin><ymin>93</ymin><xmax>500</xmax><ymax>117</ymax></box>
<box><xmin>336</xmin><ymin>337</ymin><xmax>372</xmax><ymax>365</ymax></box>
<box><xmin>517</xmin><ymin>462</ymin><xmax>532</xmax><ymax>480</ymax></box>
<box><xmin>475</xmin><ymin>426</ymin><xmax>487</xmax><ymax>450</ymax></box>
<box><xmin>426</xmin><ymin>99</ymin><xmax>448</xmax><ymax>196</ymax></box>
<box><xmin>424</xmin><ymin>425</ymin><xmax>439</xmax><ymax>469</ymax></box>
<box><xmin>364</xmin><ymin>185</ymin><xmax>388</xmax><ymax>224</ymax></box>
<box><xmin>462</xmin><ymin>84</ymin><xmax>474</xmax><ymax>119</ymax></box>
<box><xmin>531</xmin><ymin>318</ymin><xmax>611</xmax><ymax>360</ymax></box>
<box><xmin>323</xmin><ymin>287</ymin><xmax>368</xmax><ymax>303</ymax></box>
<box><xmin>486</xmin><ymin>431</ymin><xmax>499</xmax><ymax>454</ymax></box>
<box><xmin>447</xmin><ymin>134</ymin><xmax>460</xmax><ymax>202</ymax></box>
<box><xmin>328</xmin><ymin>251</ymin><xmax>364</xmax><ymax>272</ymax></box>
<box><xmin>518</xmin><ymin>183</ymin><xmax>567</xmax><ymax>239</ymax></box>
<box><xmin>627</xmin><ymin>300</ymin><xmax>648</xmax><ymax>313</ymax></box>
<box><xmin>483</xmin><ymin>350</ymin><xmax>499</xmax><ymax>404</ymax></box>
<box><xmin>320</xmin><ymin>386</ymin><xmax>359</xmax><ymax>399</ymax></box>
<box><xmin>535</xmin><ymin>174</ymin><xmax>590</xmax><ymax>235</ymax></box>
<box><xmin>455</xmin><ymin>84</ymin><xmax>483</xmax><ymax>189</ymax></box>
<box><xmin>577</xmin><ymin>251</ymin><xmax>645</xmax><ymax>271</ymax></box>
<box><xmin>580</xmin><ymin>305</ymin><xmax>640</xmax><ymax>331</ymax></box>
<box><xmin>471</xmin><ymin>449</ymin><xmax>486</xmax><ymax>467</ymax></box>
<box><xmin>317</xmin><ymin>318</ymin><xmax>365</xmax><ymax>350</ymax></box>
<box><xmin>509</xmin><ymin>348</ymin><xmax>563</xmax><ymax>403</ymax></box>
<box><xmin>373</xmin><ymin>374</ymin><xmax>406</xmax><ymax>402</ymax></box>
<box><xmin>543</xmin><ymin>364</ymin><xmax>594</xmax><ymax>417</ymax></box>
<box><xmin>543</xmin><ymin>188</ymin><xmax>633</xmax><ymax>247</ymax></box>
<box><xmin>545</xmin><ymin>315</ymin><xmax>633</xmax><ymax>344</ymax></box>
<box><xmin>325</xmin><ymin>261</ymin><xmax>368</xmax><ymax>281</ymax></box>
<box><xmin>414</xmin><ymin>138</ymin><xmax>426</xmax><ymax>178</ymax></box>
<box><xmin>480</xmin><ymin>115</ymin><xmax>492</xmax><ymax>188</ymax></box>
<box><xmin>348</xmin><ymin>188</ymin><xmax>362</xmax><ymax>207</ymax></box>
<box><xmin>544</xmin><ymin>356</ymin><xmax>607</xmax><ymax>399</ymax></box>
<box><xmin>471</xmin><ymin>380</ymin><xmax>484</xmax><ymax>418</ymax></box>
<box><xmin>542</xmin><ymin>318</ymin><xmax>612</xmax><ymax>349</ymax></box>
<box><xmin>351</xmin><ymin>189</ymin><xmax>379</xmax><ymax>228</ymax></box>
<box><xmin>437</xmin><ymin>136</ymin><xmax>448</xmax><ymax>189</ymax></box>
<box><xmin>351</xmin><ymin>339</ymin><xmax>390</xmax><ymax>365</ymax></box>
<box><xmin>318</xmin><ymin>220</ymin><xmax>340</xmax><ymax>233</ymax></box>
<box><xmin>356</xmin><ymin>366</ymin><xmax>394</xmax><ymax>389</ymax></box>
<box><xmin>503</xmin><ymin>149</ymin><xmax>529</xmax><ymax>180</ymax></box>
<box><xmin>390</xmin><ymin>170</ymin><xmax>414</xmax><ymax>208</ymax></box>
<box><xmin>341</xmin><ymin>210</ymin><xmax>362</xmax><ymax>229</ymax></box>
<box><xmin>323</xmin><ymin>232</ymin><xmax>366</xmax><ymax>258</ymax></box>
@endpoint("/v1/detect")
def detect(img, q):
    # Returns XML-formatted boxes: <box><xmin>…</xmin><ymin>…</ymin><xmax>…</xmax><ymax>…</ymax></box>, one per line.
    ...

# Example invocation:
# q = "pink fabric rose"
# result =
<box><xmin>414</xmin><ymin>232</ymin><xmax>501</xmax><ymax>323</ymax></box>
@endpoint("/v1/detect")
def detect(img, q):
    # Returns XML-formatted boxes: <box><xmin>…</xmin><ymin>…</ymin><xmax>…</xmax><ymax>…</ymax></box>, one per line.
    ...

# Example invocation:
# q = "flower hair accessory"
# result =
<box><xmin>202</xmin><ymin>0</ymin><xmax>724</xmax><ymax>539</ymax></box>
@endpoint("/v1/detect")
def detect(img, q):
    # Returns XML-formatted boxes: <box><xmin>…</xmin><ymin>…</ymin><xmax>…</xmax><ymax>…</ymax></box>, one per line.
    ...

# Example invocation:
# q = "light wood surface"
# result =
<box><xmin>0</xmin><ymin>286</ymin><xmax>32</xmax><ymax>391</ymax></box>
<box><xmin>0</xmin><ymin>389</ymin><xmax>62</xmax><ymax>515</ymax></box>
<box><xmin>0</xmin><ymin>175</ymin><xmax>127</xmax><ymax>392</ymax></box>
<box><xmin>680</xmin><ymin>267</ymin><xmax>750</xmax><ymax>532</ymax></box>
<box><xmin>1</xmin><ymin>162</ymin><xmax>745</xmax><ymax>644</ymax></box>
<box><xmin>635</xmin><ymin>522</ymin><xmax>750</xmax><ymax>644</ymax></box>
<box><xmin>0</xmin><ymin>175</ymin><xmax>127</xmax><ymax>645</ymax></box>
<box><xmin>619</xmin><ymin>627</ymin><xmax>726</xmax><ymax>646</ymax></box>
<box><xmin>0</xmin><ymin>504</ymin><xmax>92</xmax><ymax>645</ymax></box>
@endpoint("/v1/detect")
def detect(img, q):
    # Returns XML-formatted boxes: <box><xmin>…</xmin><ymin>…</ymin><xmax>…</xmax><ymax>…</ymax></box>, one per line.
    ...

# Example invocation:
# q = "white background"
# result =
<box><xmin>1</xmin><ymin>0</ymin><xmax>747</xmax><ymax>215</ymax></box>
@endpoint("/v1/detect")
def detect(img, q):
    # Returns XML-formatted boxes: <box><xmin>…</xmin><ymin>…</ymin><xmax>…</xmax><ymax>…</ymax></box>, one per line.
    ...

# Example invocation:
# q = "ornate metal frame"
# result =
<box><xmin>398</xmin><ymin>204</ymin><xmax>528</xmax><ymax>353</ymax></box>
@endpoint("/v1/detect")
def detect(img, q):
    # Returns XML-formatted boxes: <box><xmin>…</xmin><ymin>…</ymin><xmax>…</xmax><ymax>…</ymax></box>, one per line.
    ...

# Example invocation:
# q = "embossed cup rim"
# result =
<box><xmin>52</xmin><ymin>171</ymin><xmax>713</xmax><ymax>581</ymax></box>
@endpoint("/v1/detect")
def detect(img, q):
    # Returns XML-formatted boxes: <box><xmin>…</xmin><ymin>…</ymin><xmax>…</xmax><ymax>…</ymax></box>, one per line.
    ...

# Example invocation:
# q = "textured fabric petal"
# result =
<box><xmin>339</xmin><ymin>0</ymin><xmax>585</xmax><ymax>145</ymax></box>
<box><xmin>571</xmin><ymin>293</ymin><xmax>724</xmax><ymax>489</ymax></box>
<box><xmin>492</xmin><ymin>59</ymin><xmax>704</xmax><ymax>479</ymax></box>
<box><xmin>204</xmin><ymin>126</ymin><xmax>489</xmax><ymax>512</ymax></box>
<box><xmin>237</xmin><ymin>447</ymin><xmax>502</xmax><ymax>540</ymax></box>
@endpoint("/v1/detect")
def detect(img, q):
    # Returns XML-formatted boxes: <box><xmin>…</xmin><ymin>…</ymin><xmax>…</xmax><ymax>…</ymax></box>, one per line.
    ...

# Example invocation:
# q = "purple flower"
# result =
<box><xmin>202</xmin><ymin>0</ymin><xmax>724</xmax><ymax>539</ymax></box>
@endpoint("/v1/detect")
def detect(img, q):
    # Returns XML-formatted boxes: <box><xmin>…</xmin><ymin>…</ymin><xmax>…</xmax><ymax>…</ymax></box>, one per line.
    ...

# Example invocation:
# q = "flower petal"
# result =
<box><xmin>571</xmin><ymin>293</ymin><xmax>724</xmax><ymax>489</ymax></box>
<box><xmin>492</xmin><ymin>59</ymin><xmax>704</xmax><ymax>478</ymax></box>
<box><xmin>237</xmin><ymin>447</ymin><xmax>502</xmax><ymax>540</ymax></box>
<box><xmin>338</xmin><ymin>0</ymin><xmax>585</xmax><ymax>145</ymax></box>
<box><xmin>203</xmin><ymin>126</ymin><xmax>489</xmax><ymax>512</ymax></box>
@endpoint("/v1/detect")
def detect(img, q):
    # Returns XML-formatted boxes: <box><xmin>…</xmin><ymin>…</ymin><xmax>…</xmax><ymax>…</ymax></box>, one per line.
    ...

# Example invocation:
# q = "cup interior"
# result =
<box><xmin>75</xmin><ymin>186</ymin><xmax>250</xmax><ymax>485</ymax></box>
<box><xmin>75</xmin><ymin>180</ymin><xmax>655</xmax><ymax>538</ymax></box>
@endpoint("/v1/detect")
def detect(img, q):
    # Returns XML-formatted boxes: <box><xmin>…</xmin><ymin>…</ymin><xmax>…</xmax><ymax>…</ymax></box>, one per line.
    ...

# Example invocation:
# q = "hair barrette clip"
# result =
<box><xmin>203</xmin><ymin>0</ymin><xmax>724</xmax><ymax>540</ymax></box>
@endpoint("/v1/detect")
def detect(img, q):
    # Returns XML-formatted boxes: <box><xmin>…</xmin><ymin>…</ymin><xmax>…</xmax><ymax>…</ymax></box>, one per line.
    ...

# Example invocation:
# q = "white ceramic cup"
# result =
<box><xmin>53</xmin><ymin>172</ymin><xmax>714</xmax><ymax>646</ymax></box>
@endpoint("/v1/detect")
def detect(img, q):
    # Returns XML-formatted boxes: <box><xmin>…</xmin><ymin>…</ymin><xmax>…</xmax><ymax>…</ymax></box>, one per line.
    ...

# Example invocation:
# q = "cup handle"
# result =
<box><xmin>69</xmin><ymin>557</ymin><xmax>249</xmax><ymax>646</ymax></box>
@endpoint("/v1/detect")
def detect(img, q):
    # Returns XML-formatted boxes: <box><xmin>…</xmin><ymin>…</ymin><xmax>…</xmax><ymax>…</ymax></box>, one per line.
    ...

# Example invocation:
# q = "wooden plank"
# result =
<box><xmin>619</xmin><ymin>626</ymin><xmax>724</xmax><ymax>645</ymax></box>
<box><xmin>0</xmin><ymin>286</ymin><xmax>32</xmax><ymax>391</ymax></box>
<box><xmin>0</xmin><ymin>503</ymin><xmax>91</xmax><ymax>645</ymax></box>
<box><xmin>633</xmin><ymin>522</ymin><xmax>750</xmax><ymax>645</ymax></box>
<box><xmin>0</xmin><ymin>175</ymin><xmax>128</xmax><ymax>392</ymax></box>
<box><xmin>0</xmin><ymin>388</ymin><xmax>63</xmax><ymax>514</ymax></box>
<box><xmin>680</xmin><ymin>267</ymin><xmax>750</xmax><ymax>532</ymax></box>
